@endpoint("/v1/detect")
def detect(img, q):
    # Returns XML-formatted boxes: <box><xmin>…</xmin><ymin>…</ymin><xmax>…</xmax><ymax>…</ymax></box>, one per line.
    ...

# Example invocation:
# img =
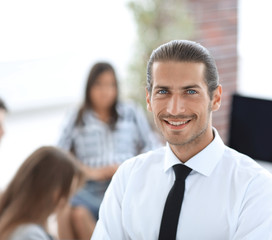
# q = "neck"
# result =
<box><xmin>93</xmin><ymin>108</ymin><xmax>111</xmax><ymax>123</ymax></box>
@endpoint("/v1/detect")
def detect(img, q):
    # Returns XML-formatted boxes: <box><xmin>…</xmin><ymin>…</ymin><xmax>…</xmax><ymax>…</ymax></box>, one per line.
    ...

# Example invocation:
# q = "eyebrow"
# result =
<box><xmin>153</xmin><ymin>84</ymin><xmax>202</xmax><ymax>90</ymax></box>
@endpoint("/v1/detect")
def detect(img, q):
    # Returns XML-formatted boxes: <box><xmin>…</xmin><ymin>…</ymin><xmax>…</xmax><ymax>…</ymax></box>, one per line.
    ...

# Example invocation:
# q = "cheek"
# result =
<box><xmin>102</xmin><ymin>89</ymin><xmax>117</xmax><ymax>105</ymax></box>
<box><xmin>89</xmin><ymin>89</ymin><xmax>95</xmax><ymax>100</ymax></box>
<box><xmin>89</xmin><ymin>92</ymin><xmax>98</xmax><ymax>104</ymax></box>
<box><xmin>108</xmin><ymin>88</ymin><xmax>117</xmax><ymax>99</ymax></box>
<box><xmin>150</xmin><ymin>99</ymin><xmax>166</xmax><ymax>116</ymax></box>
<box><xmin>190</xmin><ymin>96</ymin><xmax>211</xmax><ymax>110</ymax></box>
<box><xmin>90</xmin><ymin>89</ymin><xmax>103</xmax><ymax>102</ymax></box>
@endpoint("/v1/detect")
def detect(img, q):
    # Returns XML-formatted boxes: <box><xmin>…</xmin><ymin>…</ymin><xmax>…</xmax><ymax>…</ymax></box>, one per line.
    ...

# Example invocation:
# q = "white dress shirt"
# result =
<box><xmin>92</xmin><ymin>129</ymin><xmax>272</xmax><ymax>240</ymax></box>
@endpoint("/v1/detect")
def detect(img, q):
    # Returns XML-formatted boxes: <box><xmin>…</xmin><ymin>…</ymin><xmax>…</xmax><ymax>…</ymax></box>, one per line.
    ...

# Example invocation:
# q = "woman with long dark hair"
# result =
<box><xmin>57</xmin><ymin>62</ymin><xmax>160</xmax><ymax>239</ymax></box>
<box><xmin>0</xmin><ymin>146</ymin><xmax>85</xmax><ymax>240</ymax></box>
<box><xmin>0</xmin><ymin>97</ymin><xmax>7</xmax><ymax>145</ymax></box>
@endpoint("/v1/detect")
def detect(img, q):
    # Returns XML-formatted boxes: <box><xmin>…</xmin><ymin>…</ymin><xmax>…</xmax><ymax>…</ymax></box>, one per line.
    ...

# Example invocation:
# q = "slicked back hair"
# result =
<box><xmin>146</xmin><ymin>40</ymin><xmax>219</xmax><ymax>99</ymax></box>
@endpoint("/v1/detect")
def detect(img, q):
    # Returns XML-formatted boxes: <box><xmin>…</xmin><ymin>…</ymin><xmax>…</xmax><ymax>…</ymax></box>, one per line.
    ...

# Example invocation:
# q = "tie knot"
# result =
<box><xmin>173</xmin><ymin>164</ymin><xmax>192</xmax><ymax>180</ymax></box>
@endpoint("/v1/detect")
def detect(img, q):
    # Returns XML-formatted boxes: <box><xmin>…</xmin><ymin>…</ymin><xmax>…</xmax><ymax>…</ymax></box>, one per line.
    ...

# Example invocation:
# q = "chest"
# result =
<box><xmin>73</xmin><ymin>119</ymin><xmax>140</xmax><ymax>146</ymax></box>
<box><xmin>121</xmin><ymin>170</ymin><xmax>242</xmax><ymax>240</ymax></box>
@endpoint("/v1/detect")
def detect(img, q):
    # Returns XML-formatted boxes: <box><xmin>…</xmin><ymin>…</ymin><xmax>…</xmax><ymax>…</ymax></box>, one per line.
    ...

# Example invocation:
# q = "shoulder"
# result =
<box><xmin>223</xmin><ymin>146</ymin><xmax>272</xmax><ymax>186</ymax></box>
<box><xmin>62</xmin><ymin>107</ymin><xmax>96</xmax><ymax>127</ymax></box>
<box><xmin>117</xmin><ymin>101</ymin><xmax>144</xmax><ymax>117</ymax></box>
<box><xmin>118</xmin><ymin>100</ymin><xmax>138</xmax><ymax>110</ymax></box>
<box><xmin>9</xmin><ymin>224</ymin><xmax>50</xmax><ymax>240</ymax></box>
<box><xmin>65</xmin><ymin>107</ymin><xmax>80</xmax><ymax>119</ymax></box>
<box><xmin>60</xmin><ymin>107</ymin><xmax>80</xmax><ymax>127</ymax></box>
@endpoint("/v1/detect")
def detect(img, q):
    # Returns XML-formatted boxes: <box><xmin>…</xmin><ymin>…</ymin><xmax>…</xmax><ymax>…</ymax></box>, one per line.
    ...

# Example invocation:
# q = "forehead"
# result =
<box><xmin>152</xmin><ymin>61</ymin><xmax>206</xmax><ymax>87</ymax></box>
<box><xmin>97</xmin><ymin>71</ymin><xmax>115</xmax><ymax>80</ymax></box>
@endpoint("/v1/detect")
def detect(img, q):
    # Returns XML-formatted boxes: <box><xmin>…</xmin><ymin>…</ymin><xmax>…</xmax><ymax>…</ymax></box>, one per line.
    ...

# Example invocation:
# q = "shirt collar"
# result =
<box><xmin>164</xmin><ymin>128</ymin><xmax>225</xmax><ymax>177</ymax></box>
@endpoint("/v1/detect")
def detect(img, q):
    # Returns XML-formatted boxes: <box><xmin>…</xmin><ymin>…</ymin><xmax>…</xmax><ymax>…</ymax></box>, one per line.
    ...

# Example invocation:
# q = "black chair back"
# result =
<box><xmin>228</xmin><ymin>94</ymin><xmax>272</xmax><ymax>162</ymax></box>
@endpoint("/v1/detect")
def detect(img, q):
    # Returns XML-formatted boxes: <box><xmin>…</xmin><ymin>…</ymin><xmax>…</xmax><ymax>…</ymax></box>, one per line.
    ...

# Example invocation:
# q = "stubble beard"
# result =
<box><xmin>167</xmin><ymin>124</ymin><xmax>208</xmax><ymax>147</ymax></box>
<box><xmin>154</xmin><ymin>102</ymin><xmax>213</xmax><ymax>148</ymax></box>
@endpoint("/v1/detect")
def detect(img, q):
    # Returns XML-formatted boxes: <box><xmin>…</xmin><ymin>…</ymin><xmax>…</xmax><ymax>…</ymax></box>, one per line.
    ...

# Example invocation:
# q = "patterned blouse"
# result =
<box><xmin>58</xmin><ymin>102</ymin><xmax>161</xmax><ymax>167</ymax></box>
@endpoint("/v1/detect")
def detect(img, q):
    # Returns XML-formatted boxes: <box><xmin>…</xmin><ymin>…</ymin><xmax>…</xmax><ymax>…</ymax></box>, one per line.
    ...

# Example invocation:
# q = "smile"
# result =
<box><xmin>163</xmin><ymin>119</ymin><xmax>191</xmax><ymax>130</ymax></box>
<box><xmin>165</xmin><ymin>119</ymin><xmax>191</xmax><ymax>126</ymax></box>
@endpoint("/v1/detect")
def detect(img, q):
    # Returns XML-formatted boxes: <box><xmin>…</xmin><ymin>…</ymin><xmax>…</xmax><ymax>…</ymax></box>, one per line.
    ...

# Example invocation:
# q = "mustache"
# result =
<box><xmin>159</xmin><ymin>114</ymin><xmax>196</xmax><ymax>119</ymax></box>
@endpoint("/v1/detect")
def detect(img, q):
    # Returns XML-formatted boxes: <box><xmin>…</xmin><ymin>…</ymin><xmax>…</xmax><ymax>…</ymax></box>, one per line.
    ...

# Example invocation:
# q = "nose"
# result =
<box><xmin>166</xmin><ymin>94</ymin><xmax>186</xmax><ymax>115</ymax></box>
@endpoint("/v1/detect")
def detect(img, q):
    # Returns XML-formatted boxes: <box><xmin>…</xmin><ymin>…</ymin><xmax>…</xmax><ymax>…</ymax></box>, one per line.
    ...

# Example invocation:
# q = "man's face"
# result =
<box><xmin>0</xmin><ymin>109</ymin><xmax>6</xmax><ymax>143</ymax></box>
<box><xmin>146</xmin><ymin>61</ymin><xmax>221</xmax><ymax>149</ymax></box>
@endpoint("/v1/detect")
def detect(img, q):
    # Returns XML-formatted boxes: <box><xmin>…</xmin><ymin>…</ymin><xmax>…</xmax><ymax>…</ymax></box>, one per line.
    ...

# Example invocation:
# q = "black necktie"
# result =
<box><xmin>158</xmin><ymin>164</ymin><xmax>192</xmax><ymax>240</ymax></box>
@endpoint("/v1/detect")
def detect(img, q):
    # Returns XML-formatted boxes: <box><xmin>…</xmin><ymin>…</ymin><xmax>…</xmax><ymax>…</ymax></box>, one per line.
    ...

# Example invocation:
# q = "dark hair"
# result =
<box><xmin>147</xmin><ymin>40</ymin><xmax>219</xmax><ymax>98</ymax></box>
<box><xmin>75</xmin><ymin>62</ymin><xmax>119</xmax><ymax>129</ymax></box>
<box><xmin>0</xmin><ymin>146</ymin><xmax>85</xmax><ymax>237</ymax></box>
<box><xmin>0</xmin><ymin>98</ymin><xmax>7</xmax><ymax>111</ymax></box>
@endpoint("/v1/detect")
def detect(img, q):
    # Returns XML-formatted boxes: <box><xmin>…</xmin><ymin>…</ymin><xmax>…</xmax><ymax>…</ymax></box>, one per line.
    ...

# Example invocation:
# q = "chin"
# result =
<box><xmin>165</xmin><ymin>136</ymin><xmax>185</xmax><ymax>146</ymax></box>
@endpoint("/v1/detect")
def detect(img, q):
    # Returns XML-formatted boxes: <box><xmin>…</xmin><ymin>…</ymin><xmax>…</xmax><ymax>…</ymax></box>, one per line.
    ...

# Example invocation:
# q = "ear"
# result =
<box><xmin>211</xmin><ymin>84</ymin><xmax>222</xmax><ymax>112</ymax></box>
<box><xmin>145</xmin><ymin>88</ymin><xmax>152</xmax><ymax>112</ymax></box>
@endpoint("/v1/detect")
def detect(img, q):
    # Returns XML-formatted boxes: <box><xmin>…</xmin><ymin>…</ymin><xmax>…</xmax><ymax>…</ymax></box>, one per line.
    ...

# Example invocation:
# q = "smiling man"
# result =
<box><xmin>92</xmin><ymin>40</ymin><xmax>272</xmax><ymax>240</ymax></box>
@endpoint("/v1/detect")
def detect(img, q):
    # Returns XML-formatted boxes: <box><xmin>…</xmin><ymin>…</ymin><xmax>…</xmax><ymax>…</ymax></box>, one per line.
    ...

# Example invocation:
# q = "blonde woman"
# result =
<box><xmin>0</xmin><ymin>146</ymin><xmax>85</xmax><ymax>240</ymax></box>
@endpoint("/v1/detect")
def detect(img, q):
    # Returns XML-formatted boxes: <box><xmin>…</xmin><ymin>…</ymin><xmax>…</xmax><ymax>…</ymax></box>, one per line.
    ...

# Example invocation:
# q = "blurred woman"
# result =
<box><xmin>0</xmin><ymin>146</ymin><xmax>85</xmax><ymax>240</ymax></box>
<box><xmin>0</xmin><ymin>97</ymin><xmax>7</xmax><ymax>145</ymax></box>
<box><xmin>57</xmin><ymin>62</ymin><xmax>161</xmax><ymax>239</ymax></box>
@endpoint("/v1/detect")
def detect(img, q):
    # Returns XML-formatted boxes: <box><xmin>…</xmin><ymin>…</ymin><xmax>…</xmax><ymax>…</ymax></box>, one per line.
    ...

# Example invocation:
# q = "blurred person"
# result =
<box><xmin>0</xmin><ymin>98</ymin><xmax>8</xmax><ymax>195</ymax></box>
<box><xmin>57</xmin><ymin>62</ymin><xmax>161</xmax><ymax>239</ymax></box>
<box><xmin>0</xmin><ymin>97</ymin><xmax>7</xmax><ymax>145</ymax></box>
<box><xmin>92</xmin><ymin>40</ymin><xmax>272</xmax><ymax>239</ymax></box>
<box><xmin>0</xmin><ymin>146</ymin><xmax>85</xmax><ymax>240</ymax></box>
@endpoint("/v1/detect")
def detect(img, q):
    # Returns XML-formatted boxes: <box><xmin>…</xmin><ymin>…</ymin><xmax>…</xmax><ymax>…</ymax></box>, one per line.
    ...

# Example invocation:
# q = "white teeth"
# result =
<box><xmin>168</xmin><ymin>120</ymin><xmax>189</xmax><ymax>126</ymax></box>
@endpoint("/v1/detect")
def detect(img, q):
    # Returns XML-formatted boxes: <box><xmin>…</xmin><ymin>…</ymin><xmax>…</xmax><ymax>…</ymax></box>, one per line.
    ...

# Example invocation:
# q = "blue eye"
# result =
<box><xmin>158</xmin><ymin>89</ymin><xmax>168</xmax><ymax>94</ymax></box>
<box><xmin>187</xmin><ymin>89</ymin><xmax>197</xmax><ymax>94</ymax></box>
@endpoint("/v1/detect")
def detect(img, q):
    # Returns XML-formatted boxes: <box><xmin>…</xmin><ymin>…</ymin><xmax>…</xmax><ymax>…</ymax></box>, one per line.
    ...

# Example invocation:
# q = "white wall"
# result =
<box><xmin>0</xmin><ymin>0</ymin><xmax>136</xmax><ymax>189</ymax></box>
<box><xmin>238</xmin><ymin>0</ymin><xmax>272</xmax><ymax>100</ymax></box>
<box><xmin>0</xmin><ymin>0</ymin><xmax>135</xmax><ymax>112</ymax></box>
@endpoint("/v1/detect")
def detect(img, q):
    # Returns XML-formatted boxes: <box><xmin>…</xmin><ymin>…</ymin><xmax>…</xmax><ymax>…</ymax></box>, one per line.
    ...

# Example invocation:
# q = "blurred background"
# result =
<box><xmin>1</xmin><ymin>0</ymin><xmax>272</xmax><ymax>190</ymax></box>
